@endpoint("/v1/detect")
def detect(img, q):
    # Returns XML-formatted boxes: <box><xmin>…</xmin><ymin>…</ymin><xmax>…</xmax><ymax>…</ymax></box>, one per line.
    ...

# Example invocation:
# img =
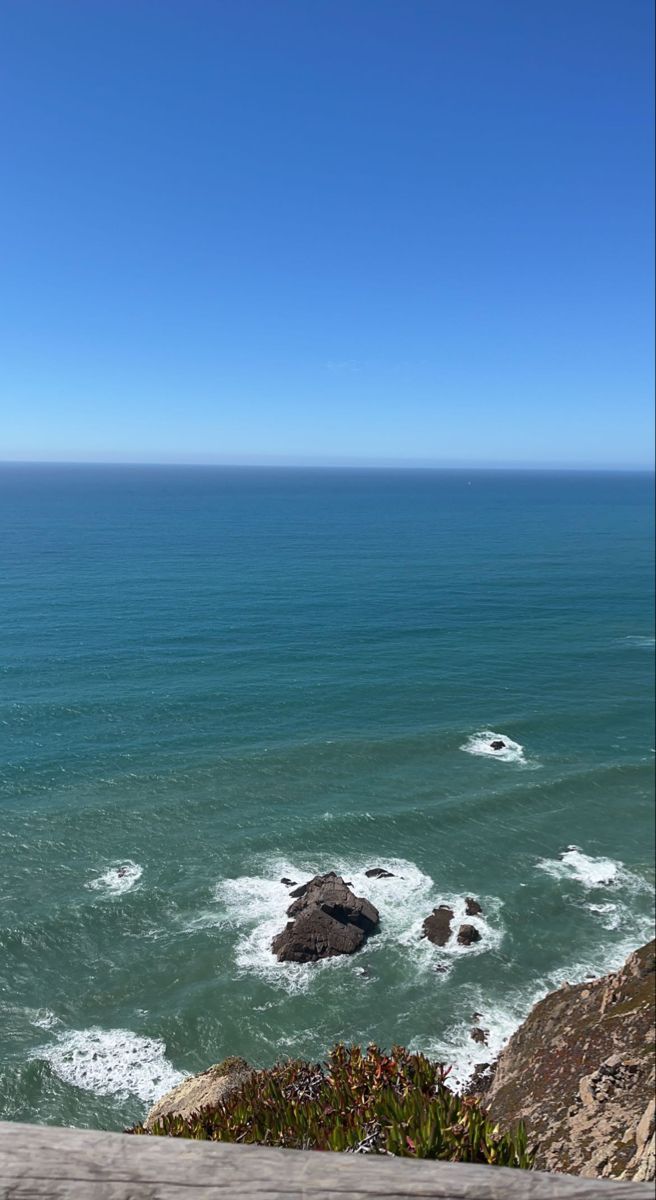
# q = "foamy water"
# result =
<box><xmin>210</xmin><ymin>857</ymin><xmax>505</xmax><ymax>994</ymax></box>
<box><xmin>460</xmin><ymin>730</ymin><xmax>528</xmax><ymax>765</ymax></box>
<box><xmin>33</xmin><ymin>1027</ymin><xmax>186</xmax><ymax>1103</ymax></box>
<box><xmin>86</xmin><ymin>862</ymin><xmax>143</xmax><ymax>896</ymax></box>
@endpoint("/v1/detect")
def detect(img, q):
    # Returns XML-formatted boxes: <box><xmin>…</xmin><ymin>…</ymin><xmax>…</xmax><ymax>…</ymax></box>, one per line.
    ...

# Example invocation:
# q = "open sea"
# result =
<box><xmin>0</xmin><ymin>463</ymin><xmax>654</xmax><ymax>1130</ymax></box>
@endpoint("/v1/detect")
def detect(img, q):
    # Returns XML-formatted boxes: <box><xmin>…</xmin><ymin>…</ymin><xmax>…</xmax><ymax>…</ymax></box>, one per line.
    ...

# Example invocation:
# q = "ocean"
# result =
<box><xmin>0</xmin><ymin>463</ymin><xmax>654</xmax><ymax>1131</ymax></box>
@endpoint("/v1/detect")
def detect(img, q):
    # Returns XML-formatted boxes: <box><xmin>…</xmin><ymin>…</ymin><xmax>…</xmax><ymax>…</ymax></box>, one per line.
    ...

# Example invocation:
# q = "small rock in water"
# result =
<box><xmin>465</xmin><ymin>896</ymin><xmax>483</xmax><ymax>916</ymax></box>
<box><xmin>471</xmin><ymin>1027</ymin><xmax>489</xmax><ymax>1045</ymax></box>
<box><xmin>422</xmin><ymin>905</ymin><xmax>454</xmax><ymax>946</ymax></box>
<box><xmin>365</xmin><ymin>867</ymin><xmax>395</xmax><ymax>879</ymax></box>
<box><xmin>280</xmin><ymin>878</ymin><xmax>297</xmax><ymax>887</ymax></box>
<box><xmin>457</xmin><ymin>923</ymin><xmax>481</xmax><ymax>946</ymax></box>
<box><xmin>490</xmin><ymin>740</ymin><xmax>506</xmax><ymax>751</ymax></box>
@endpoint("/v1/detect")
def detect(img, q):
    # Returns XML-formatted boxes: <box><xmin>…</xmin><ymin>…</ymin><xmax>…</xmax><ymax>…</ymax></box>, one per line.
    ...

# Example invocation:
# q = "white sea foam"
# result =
<box><xmin>87</xmin><ymin>861</ymin><xmax>143</xmax><ymax>896</ymax></box>
<box><xmin>584</xmin><ymin>902</ymin><xmax>623</xmax><ymax>930</ymax></box>
<box><xmin>535</xmin><ymin>846</ymin><xmax>646</xmax><ymax>891</ymax></box>
<box><xmin>33</xmin><ymin>1027</ymin><xmax>186</xmax><ymax>1103</ymax></box>
<box><xmin>620</xmin><ymin>635</ymin><xmax>655</xmax><ymax>649</ymax></box>
<box><xmin>210</xmin><ymin>858</ymin><xmax>504</xmax><ymax>992</ymax></box>
<box><xmin>29</xmin><ymin>1009</ymin><xmax>61</xmax><ymax>1031</ymax></box>
<box><xmin>460</xmin><ymin>730</ymin><xmax>527</xmax><ymax>765</ymax></box>
<box><xmin>413</xmin><ymin>912</ymin><xmax>656</xmax><ymax>1092</ymax></box>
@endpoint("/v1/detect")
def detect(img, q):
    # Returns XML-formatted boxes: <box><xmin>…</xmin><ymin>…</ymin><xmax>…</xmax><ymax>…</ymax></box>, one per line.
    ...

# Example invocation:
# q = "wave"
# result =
<box><xmin>412</xmin><ymin>913</ymin><xmax>656</xmax><ymax>1092</ymax></box>
<box><xmin>460</xmin><ymin>730</ymin><xmax>529</xmax><ymax>766</ymax></box>
<box><xmin>619</xmin><ymin>635</ymin><xmax>655</xmax><ymax>649</ymax></box>
<box><xmin>86</xmin><ymin>861</ymin><xmax>143</xmax><ymax>896</ymax></box>
<box><xmin>31</xmin><ymin>1026</ymin><xmax>186</xmax><ymax>1104</ymax></box>
<box><xmin>208</xmin><ymin>858</ymin><xmax>504</xmax><ymax>993</ymax></box>
<box><xmin>535</xmin><ymin>846</ymin><xmax>649</xmax><ymax>891</ymax></box>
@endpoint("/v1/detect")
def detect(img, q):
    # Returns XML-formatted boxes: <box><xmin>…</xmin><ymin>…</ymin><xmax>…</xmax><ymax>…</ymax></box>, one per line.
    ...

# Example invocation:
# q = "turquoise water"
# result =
<box><xmin>0</xmin><ymin>464</ymin><xmax>654</xmax><ymax>1130</ymax></box>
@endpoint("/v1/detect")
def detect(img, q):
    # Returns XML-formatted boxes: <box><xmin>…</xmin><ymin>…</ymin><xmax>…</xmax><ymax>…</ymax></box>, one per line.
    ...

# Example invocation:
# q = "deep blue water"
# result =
<box><xmin>0</xmin><ymin>464</ymin><xmax>653</xmax><ymax>1129</ymax></box>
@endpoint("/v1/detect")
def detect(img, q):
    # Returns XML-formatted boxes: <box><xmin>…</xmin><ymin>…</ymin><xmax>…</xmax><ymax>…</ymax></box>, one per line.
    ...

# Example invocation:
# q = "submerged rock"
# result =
<box><xmin>422</xmin><ymin>905</ymin><xmax>454</xmax><ymax>946</ymax></box>
<box><xmin>272</xmin><ymin>872</ymin><xmax>379</xmax><ymax>963</ymax></box>
<box><xmin>457</xmin><ymin>923</ymin><xmax>481</xmax><ymax>946</ymax></box>
<box><xmin>144</xmin><ymin>1057</ymin><xmax>252</xmax><ymax>1131</ymax></box>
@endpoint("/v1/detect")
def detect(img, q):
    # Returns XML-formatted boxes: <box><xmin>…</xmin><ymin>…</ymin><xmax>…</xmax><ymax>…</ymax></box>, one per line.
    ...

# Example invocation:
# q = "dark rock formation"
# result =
<box><xmin>272</xmin><ymin>873</ymin><xmax>379</xmax><ymax>963</ymax></box>
<box><xmin>144</xmin><ymin>1057</ymin><xmax>252</xmax><ymax>1131</ymax></box>
<box><xmin>365</xmin><ymin>867</ymin><xmax>395</xmax><ymax>879</ymax></box>
<box><xmin>465</xmin><ymin>896</ymin><xmax>483</xmax><ymax>916</ymax></box>
<box><xmin>477</xmin><ymin>940</ymin><xmax>655</xmax><ymax>1181</ymax></box>
<box><xmin>457</xmin><ymin>923</ymin><xmax>481</xmax><ymax>946</ymax></box>
<box><xmin>490</xmin><ymin>740</ymin><xmax>506</xmax><ymax>750</ymax></box>
<box><xmin>422</xmin><ymin>905</ymin><xmax>454</xmax><ymax>946</ymax></box>
<box><xmin>280</xmin><ymin>878</ymin><xmax>296</xmax><ymax>887</ymax></box>
<box><xmin>471</xmin><ymin>1027</ymin><xmax>488</xmax><ymax>1045</ymax></box>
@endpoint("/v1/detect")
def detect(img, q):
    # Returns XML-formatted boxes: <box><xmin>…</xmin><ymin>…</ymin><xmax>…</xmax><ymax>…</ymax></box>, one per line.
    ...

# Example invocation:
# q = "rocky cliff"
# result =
<box><xmin>477</xmin><ymin>940</ymin><xmax>655</xmax><ymax>1181</ymax></box>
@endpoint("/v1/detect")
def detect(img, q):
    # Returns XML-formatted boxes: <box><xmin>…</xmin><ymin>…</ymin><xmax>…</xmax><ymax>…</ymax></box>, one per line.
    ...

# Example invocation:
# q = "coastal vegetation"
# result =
<box><xmin>131</xmin><ymin>1043</ymin><xmax>533</xmax><ymax>1167</ymax></box>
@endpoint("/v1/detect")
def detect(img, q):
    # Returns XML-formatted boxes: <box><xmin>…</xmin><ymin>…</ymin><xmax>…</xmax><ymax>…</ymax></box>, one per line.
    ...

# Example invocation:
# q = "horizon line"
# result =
<box><xmin>1</xmin><ymin>456</ymin><xmax>654</xmax><ymax>473</ymax></box>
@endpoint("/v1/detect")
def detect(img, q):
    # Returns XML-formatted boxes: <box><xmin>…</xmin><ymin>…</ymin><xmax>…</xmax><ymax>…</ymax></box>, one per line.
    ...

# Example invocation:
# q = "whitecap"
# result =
<box><xmin>87</xmin><ymin>861</ymin><xmax>143</xmax><ymax>896</ymax></box>
<box><xmin>619</xmin><ymin>635</ymin><xmax>655</xmax><ymax>649</ymax></box>
<box><xmin>412</xmin><ymin>915</ymin><xmax>656</xmax><ymax>1093</ymax></box>
<box><xmin>29</xmin><ymin>1009</ymin><xmax>61</xmax><ymax>1031</ymax></box>
<box><xmin>32</xmin><ymin>1027</ymin><xmax>186</xmax><ymax>1104</ymax></box>
<box><xmin>535</xmin><ymin>847</ymin><xmax>640</xmax><ymax>890</ymax></box>
<box><xmin>210</xmin><ymin>858</ymin><xmax>504</xmax><ymax>992</ymax></box>
<box><xmin>460</xmin><ymin>730</ymin><xmax>527</xmax><ymax>765</ymax></box>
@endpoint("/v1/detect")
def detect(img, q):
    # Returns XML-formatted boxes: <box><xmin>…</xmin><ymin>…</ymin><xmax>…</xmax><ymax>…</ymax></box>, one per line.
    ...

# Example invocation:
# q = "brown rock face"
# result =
<box><xmin>478</xmin><ymin>940</ymin><xmax>656</xmax><ymax>1181</ymax></box>
<box><xmin>422</xmin><ymin>905</ymin><xmax>454</xmax><ymax>946</ymax></box>
<box><xmin>144</xmin><ymin>1057</ymin><xmax>252</xmax><ymax>1131</ymax></box>
<box><xmin>271</xmin><ymin>873</ymin><xmax>379</xmax><ymax>963</ymax></box>
<box><xmin>465</xmin><ymin>896</ymin><xmax>483</xmax><ymax>916</ymax></box>
<box><xmin>457</xmin><ymin>923</ymin><xmax>481</xmax><ymax>946</ymax></box>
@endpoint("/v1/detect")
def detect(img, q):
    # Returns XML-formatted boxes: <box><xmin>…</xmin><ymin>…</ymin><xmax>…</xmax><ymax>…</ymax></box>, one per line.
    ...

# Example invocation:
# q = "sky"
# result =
<box><xmin>0</xmin><ymin>0</ymin><xmax>653</xmax><ymax>468</ymax></box>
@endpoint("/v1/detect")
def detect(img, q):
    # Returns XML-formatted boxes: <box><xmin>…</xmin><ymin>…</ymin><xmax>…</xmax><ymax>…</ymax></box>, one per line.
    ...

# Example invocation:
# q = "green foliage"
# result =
<box><xmin>131</xmin><ymin>1043</ymin><xmax>533</xmax><ymax>1168</ymax></box>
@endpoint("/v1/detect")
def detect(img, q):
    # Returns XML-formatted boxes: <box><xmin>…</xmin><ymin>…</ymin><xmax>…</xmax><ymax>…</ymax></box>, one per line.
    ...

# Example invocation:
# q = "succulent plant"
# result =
<box><xmin>130</xmin><ymin>1043</ymin><xmax>532</xmax><ymax>1168</ymax></box>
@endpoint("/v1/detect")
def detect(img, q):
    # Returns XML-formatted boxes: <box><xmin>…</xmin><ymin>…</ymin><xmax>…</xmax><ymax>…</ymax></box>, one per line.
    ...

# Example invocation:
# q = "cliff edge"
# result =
<box><xmin>478</xmin><ymin>940</ymin><xmax>655</xmax><ymax>1181</ymax></box>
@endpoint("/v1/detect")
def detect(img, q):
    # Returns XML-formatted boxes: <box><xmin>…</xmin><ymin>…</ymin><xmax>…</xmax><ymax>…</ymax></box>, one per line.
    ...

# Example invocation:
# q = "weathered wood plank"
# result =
<box><xmin>0</xmin><ymin>1122</ymin><xmax>650</xmax><ymax>1199</ymax></box>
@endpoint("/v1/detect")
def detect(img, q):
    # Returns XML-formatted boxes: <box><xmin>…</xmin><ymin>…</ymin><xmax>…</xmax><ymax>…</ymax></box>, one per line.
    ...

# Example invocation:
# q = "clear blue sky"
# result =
<box><xmin>1</xmin><ymin>0</ymin><xmax>653</xmax><ymax>467</ymax></box>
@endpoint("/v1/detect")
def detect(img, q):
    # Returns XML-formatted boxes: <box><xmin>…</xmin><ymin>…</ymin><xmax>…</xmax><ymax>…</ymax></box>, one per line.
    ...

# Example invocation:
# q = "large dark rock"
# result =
<box><xmin>422</xmin><ymin>905</ymin><xmax>454</xmax><ymax>946</ymax></box>
<box><xmin>365</xmin><ymin>867</ymin><xmax>395</xmax><ymax>879</ymax></box>
<box><xmin>465</xmin><ymin>896</ymin><xmax>483</xmax><ymax>916</ymax></box>
<box><xmin>457</xmin><ymin>923</ymin><xmax>481</xmax><ymax>946</ymax></box>
<box><xmin>272</xmin><ymin>873</ymin><xmax>379</xmax><ymax>963</ymax></box>
<box><xmin>490</xmin><ymin>740</ymin><xmax>506</xmax><ymax>751</ymax></box>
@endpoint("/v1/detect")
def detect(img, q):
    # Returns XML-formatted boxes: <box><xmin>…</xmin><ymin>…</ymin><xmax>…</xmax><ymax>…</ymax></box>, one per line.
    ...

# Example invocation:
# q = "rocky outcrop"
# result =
<box><xmin>422</xmin><ymin>905</ymin><xmax>454</xmax><ymax>946</ymax></box>
<box><xmin>465</xmin><ymin>897</ymin><xmax>483</xmax><ymax>916</ymax></box>
<box><xmin>144</xmin><ymin>1057</ymin><xmax>252</xmax><ymax>1130</ymax></box>
<box><xmin>477</xmin><ymin>940</ymin><xmax>655</xmax><ymax>1181</ymax></box>
<box><xmin>271</xmin><ymin>872</ymin><xmax>379</xmax><ymax>963</ymax></box>
<box><xmin>457</xmin><ymin>923</ymin><xmax>481</xmax><ymax>946</ymax></box>
<box><xmin>365</xmin><ymin>867</ymin><xmax>395</xmax><ymax>879</ymax></box>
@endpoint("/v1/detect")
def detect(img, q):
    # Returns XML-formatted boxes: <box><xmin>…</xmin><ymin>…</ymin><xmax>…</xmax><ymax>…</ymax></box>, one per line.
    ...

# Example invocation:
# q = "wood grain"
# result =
<box><xmin>0</xmin><ymin>1121</ymin><xmax>651</xmax><ymax>1199</ymax></box>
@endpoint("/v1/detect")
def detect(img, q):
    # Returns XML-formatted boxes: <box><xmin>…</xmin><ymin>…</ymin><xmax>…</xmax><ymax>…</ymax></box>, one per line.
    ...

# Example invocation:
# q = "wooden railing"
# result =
<box><xmin>0</xmin><ymin>1120</ymin><xmax>650</xmax><ymax>1198</ymax></box>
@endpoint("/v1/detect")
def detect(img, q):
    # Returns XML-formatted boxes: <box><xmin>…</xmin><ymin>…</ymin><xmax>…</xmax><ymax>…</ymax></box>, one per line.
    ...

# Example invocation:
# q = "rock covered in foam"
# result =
<box><xmin>144</xmin><ymin>1057</ymin><xmax>253</xmax><ymax>1130</ymax></box>
<box><xmin>465</xmin><ymin>896</ymin><xmax>483</xmax><ymax>916</ymax></box>
<box><xmin>271</xmin><ymin>872</ymin><xmax>379</xmax><ymax>963</ymax></box>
